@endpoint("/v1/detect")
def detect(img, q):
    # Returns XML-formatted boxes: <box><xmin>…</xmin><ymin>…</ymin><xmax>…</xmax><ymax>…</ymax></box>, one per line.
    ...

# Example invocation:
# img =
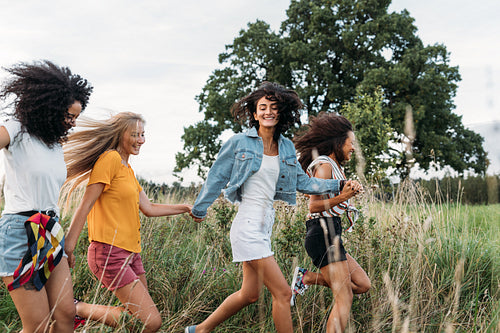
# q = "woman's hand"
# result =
<box><xmin>342</xmin><ymin>180</ymin><xmax>364</xmax><ymax>199</ymax></box>
<box><xmin>189</xmin><ymin>210</ymin><xmax>204</xmax><ymax>223</ymax></box>
<box><xmin>65</xmin><ymin>248</ymin><xmax>76</xmax><ymax>269</ymax></box>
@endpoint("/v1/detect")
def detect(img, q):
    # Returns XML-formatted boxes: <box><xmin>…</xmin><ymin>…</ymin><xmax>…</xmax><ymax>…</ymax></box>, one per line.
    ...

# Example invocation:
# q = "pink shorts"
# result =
<box><xmin>87</xmin><ymin>241</ymin><xmax>145</xmax><ymax>291</ymax></box>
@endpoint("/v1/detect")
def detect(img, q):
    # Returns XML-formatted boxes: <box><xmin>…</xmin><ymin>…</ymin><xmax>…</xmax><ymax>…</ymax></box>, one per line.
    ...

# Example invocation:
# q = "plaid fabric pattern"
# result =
<box><xmin>8</xmin><ymin>212</ymin><xmax>64</xmax><ymax>291</ymax></box>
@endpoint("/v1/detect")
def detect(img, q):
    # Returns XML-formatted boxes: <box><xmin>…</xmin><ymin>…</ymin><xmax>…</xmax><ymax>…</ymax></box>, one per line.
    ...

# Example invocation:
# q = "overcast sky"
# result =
<box><xmin>1</xmin><ymin>0</ymin><xmax>498</xmax><ymax>184</ymax></box>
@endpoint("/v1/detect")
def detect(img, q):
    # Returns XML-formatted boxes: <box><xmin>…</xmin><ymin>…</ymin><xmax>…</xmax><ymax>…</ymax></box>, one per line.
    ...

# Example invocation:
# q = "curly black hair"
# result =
<box><xmin>231</xmin><ymin>82</ymin><xmax>303</xmax><ymax>141</ymax></box>
<box><xmin>0</xmin><ymin>60</ymin><xmax>93</xmax><ymax>147</ymax></box>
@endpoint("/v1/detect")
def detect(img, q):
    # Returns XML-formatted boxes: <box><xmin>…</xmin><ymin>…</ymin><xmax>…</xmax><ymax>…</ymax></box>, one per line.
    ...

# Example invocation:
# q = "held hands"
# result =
<box><xmin>183</xmin><ymin>204</ymin><xmax>194</xmax><ymax>213</ymax></box>
<box><xmin>189</xmin><ymin>210</ymin><xmax>204</xmax><ymax>223</ymax></box>
<box><xmin>341</xmin><ymin>180</ymin><xmax>364</xmax><ymax>199</ymax></box>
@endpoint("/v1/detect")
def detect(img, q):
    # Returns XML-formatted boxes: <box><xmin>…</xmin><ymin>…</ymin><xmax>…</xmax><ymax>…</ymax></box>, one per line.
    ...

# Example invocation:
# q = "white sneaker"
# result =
<box><xmin>290</xmin><ymin>266</ymin><xmax>309</xmax><ymax>306</ymax></box>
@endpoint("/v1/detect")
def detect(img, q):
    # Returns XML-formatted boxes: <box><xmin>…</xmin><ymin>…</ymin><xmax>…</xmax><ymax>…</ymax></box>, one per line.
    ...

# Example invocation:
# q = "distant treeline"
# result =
<box><xmin>137</xmin><ymin>178</ymin><xmax>201</xmax><ymax>201</ymax></box>
<box><xmin>416</xmin><ymin>175</ymin><xmax>500</xmax><ymax>205</ymax></box>
<box><xmin>139</xmin><ymin>174</ymin><xmax>500</xmax><ymax>206</ymax></box>
<box><xmin>368</xmin><ymin>175</ymin><xmax>500</xmax><ymax>205</ymax></box>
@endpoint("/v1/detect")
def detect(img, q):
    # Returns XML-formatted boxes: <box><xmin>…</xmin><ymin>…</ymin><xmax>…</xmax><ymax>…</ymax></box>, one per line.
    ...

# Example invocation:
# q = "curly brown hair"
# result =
<box><xmin>231</xmin><ymin>82</ymin><xmax>303</xmax><ymax>141</ymax></box>
<box><xmin>0</xmin><ymin>60</ymin><xmax>93</xmax><ymax>147</ymax></box>
<box><xmin>294</xmin><ymin>112</ymin><xmax>353</xmax><ymax>171</ymax></box>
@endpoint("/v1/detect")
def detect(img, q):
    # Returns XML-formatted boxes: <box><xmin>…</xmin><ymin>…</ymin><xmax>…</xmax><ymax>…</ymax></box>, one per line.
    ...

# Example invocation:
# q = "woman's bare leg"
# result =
<box><xmin>2</xmin><ymin>258</ymin><xmax>75</xmax><ymax>333</ymax></box>
<box><xmin>45</xmin><ymin>258</ymin><xmax>75</xmax><ymax>333</ymax></box>
<box><xmin>195</xmin><ymin>260</ymin><xmax>263</xmax><ymax>332</ymax></box>
<box><xmin>303</xmin><ymin>254</ymin><xmax>370</xmax><ymax>294</ymax></box>
<box><xmin>321</xmin><ymin>260</ymin><xmax>353</xmax><ymax>333</ymax></box>
<box><xmin>345</xmin><ymin>254</ymin><xmax>370</xmax><ymax>294</ymax></box>
<box><xmin>3</xmin><ymin>276</ymin><xmax>51</xmax><ymax>333</ymax></box>
<box><xmin>196</xmin><ymin>256</ymin><xmax>292</xmax><ymax>333</ymax></box>
<box><xmin>75</xmin><ymin>301</ymin><xmax>125</xmax><ymax>327</ymax></box>
<box><xmin>256</xmin><ymin>256</ymin><xmax>293</xmax><ymax>333</ymax></box>
<box><xmin>113</xmin><ymin>275</ymin><xmax>161</xmax><ymax>333</ymax></box>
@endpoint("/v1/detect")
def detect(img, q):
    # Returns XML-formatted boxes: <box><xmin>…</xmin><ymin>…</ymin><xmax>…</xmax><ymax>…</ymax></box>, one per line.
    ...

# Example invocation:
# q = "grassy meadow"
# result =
<box><xmin>0</xmin><ymin>180</ymin><xmax>498</xmax><ymax>332</ymax></box>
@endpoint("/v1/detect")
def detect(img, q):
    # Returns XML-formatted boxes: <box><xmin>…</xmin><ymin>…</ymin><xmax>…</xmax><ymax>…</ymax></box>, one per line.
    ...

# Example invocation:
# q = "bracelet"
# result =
<box><xmin>339</xmin><ymin>180</ymin><xmax>346</xmax><ymax>191</ymax></box>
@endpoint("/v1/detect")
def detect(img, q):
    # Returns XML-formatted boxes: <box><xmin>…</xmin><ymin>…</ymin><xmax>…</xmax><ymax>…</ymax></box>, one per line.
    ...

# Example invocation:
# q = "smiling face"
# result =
<box><xmin>64</xmin><ymin>100</ymin><xmax>82</xmax><ymax>130</ymax></box>
<box><xmin>253</xmin><ymin>96</ymin><xmax>279</xmax><ymax>129</ymax></box>
<box><xmin>342</xmin><ymin>131</ymin><xmax>356</xmax><ymax>161</ymax></box>
<box><xmin>119</xmin><ymin>121</ymin><xmax>145</xmax><ymax>157</ymax></box>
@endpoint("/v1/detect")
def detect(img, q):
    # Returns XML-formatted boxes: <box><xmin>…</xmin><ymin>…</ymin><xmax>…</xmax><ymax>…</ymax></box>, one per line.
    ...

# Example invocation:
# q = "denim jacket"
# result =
<box><xmin>191</xmin><ymin>127</ymin><xmax>341</xmax><ymax>218</ymax></box>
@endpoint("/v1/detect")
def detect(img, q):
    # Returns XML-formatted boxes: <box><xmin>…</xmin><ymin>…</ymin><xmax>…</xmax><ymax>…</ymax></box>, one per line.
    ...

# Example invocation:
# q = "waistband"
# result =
<box><xmin>306</xmin><ymin>216</ymin><xmax>340</xmax><ymax>227</ymax></box>
<box><xmin>308</xmin><ymin>211</ymin><xmax>342</xmax><ymax>219</ymax></box>
<box><xmin>16</xmin><ymin>210</ymin><xmax>57</xmax><ymax>218</ymax></box>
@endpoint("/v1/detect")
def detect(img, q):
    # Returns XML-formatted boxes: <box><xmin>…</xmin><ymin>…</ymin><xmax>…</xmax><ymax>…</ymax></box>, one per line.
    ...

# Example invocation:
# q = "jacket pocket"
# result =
<box><xmin>284</xmin><ymin>156</ymin><xmax>297</xmax><ymax>166</ymax></box>
<box><xmin>234</xmin><ymin>150</ymin><xmax>255</xmax><ymax>175</ymax></box>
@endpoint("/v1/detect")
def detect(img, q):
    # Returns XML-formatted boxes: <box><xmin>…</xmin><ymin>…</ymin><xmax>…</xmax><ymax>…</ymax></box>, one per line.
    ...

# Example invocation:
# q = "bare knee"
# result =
<box><xmin>360</xmin><ymin>279</ymin><xmax>371</xmax><ymax>293</ymax></box>
<box><xmin>57</xmin><ymin>301</ymin><xmax>76</xmax><ymax>319</ymax></box>
<box><xmin>142</xmin><ymin>314</ymin><xmax>162</xmax><ymax>333</ymax></box>
<box><xmin>273</xmin><ymin>286</ymin><xmax>292</xmax><ymax>305</ymax></box>
<box><xmin>50</xmin><ymin>302</ymin><xmax>76</xmax><ymax>330</ymax></box>
<box><xmin>355</xmin><ymin>277</ymin><xmax>371</xmax><ymax>294</ymax></box>
<box><xmin>333</xmin><ymin>285</ymin><xmax>353</xmax><ymax>306</ymax></box>
<box><xmin>241</xmin><ymin>290</ymin><xmax>260</xmax><ymax>305</ymax></box>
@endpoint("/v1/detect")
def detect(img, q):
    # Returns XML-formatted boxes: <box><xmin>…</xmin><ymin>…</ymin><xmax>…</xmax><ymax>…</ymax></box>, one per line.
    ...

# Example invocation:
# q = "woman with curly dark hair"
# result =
<box><xmin>185</xmin><ymin>82</ymin><xmax>350</xmax><ymax>333</ymax></box>
<box><xmin>292</xmin><ymin>112</ymin><xmax>370</xmax><ymax>333</ymax></box>
<box><xmin>0</xmin><ymin>60</ymin><xmax>92</xmax><ymax>333</ymax></box>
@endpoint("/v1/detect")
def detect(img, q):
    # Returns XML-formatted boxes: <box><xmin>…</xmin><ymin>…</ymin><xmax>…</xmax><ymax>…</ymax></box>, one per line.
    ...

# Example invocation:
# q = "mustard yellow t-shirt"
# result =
<box><xmin>87</xmin><ymin>150</ymin><xmax>143</xmax><ymax>253</ymax></box>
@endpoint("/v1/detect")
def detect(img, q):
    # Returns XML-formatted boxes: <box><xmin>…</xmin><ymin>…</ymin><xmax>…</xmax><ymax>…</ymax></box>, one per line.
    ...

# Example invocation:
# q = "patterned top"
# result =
<box><xmin>306</xmin><ymin>155</ymin><xmax>359</xmax><ymax>232</ymax></box>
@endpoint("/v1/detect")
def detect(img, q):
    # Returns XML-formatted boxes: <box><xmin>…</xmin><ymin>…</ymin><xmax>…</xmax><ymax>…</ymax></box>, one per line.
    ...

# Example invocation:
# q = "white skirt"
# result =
<box><xmin>230</xmin><ymin>203</ymin><xmax>275</xmax><ymax>262</ymax></box>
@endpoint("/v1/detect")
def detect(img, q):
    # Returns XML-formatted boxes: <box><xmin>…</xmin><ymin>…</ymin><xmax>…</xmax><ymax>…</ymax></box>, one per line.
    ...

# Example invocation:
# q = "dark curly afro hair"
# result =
<box><xmin>231</xmin><ymin>82</ymin><xmax>303</xmax><ymax>141</ymax></box>
<box><xmin>0</xmin><ymin>60</ymin><xmax>93</xmax><ymax>147</ymax></box>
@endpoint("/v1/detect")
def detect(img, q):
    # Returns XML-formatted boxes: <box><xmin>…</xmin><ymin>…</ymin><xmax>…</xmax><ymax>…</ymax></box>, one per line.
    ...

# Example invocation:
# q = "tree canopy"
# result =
<box><xmin>174</xmin><ymin>0</ymin><xmax>487</xmax><ymax>180</ymax></box>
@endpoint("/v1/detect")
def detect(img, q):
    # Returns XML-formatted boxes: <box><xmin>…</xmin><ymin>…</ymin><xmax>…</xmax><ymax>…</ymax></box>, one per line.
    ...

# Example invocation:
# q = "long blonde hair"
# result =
<box><xmin>63</xmin><ymin>111</ymin><xmax>145</xmax><ymax>194</ymax></box>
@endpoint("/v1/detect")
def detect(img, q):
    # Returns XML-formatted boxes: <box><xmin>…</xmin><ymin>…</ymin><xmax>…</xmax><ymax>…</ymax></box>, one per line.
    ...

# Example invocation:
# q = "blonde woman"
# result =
<box><xmin>63</xmin><ymin>112</ymin><xmax>192</xmax><ymax>332</ymax></box>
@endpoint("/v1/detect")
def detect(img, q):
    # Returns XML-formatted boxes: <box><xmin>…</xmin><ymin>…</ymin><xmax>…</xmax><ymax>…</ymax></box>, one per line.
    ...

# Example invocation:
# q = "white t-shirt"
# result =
<box><xmin>1</xmin><ymin>119</ymin><xmax>66</xmax><ymax>215</ymax></box>
<box><xmin>240</xmin><ymin>154</ymin><xmax>279</xmax><ymax>207</ymax></box>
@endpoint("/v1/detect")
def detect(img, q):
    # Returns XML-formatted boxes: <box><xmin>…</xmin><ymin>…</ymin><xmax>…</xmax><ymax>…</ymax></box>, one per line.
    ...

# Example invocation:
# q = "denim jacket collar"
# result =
<box><xmin>246</xmin><ymin>127</ymin><xmax>259</xmax><ymax>138</ymax></box>
<box><xmin>245</xmin><ymin>127</ymin><xmax>284</xmax><ymax>144</ymax></box>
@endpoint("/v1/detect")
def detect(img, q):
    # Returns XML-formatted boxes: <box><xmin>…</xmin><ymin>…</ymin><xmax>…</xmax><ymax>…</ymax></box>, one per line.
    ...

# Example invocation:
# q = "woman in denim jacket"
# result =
<box><xmin>186</xmin><ymin>82</ymin><xmax>359</xmax><ymax>333</ymax></box>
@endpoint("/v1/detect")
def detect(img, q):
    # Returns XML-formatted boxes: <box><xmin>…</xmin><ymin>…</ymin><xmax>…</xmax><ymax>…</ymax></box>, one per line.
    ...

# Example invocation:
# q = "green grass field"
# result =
<box><xmin>1</xmin><ymin>181</ymin><xmax>498</xmax><ymax>332</ymax></box>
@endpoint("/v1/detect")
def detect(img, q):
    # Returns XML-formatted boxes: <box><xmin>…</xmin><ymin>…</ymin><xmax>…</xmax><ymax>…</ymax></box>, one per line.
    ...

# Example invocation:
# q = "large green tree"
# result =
<box><xmin>175</xmin><ymin>0</ymin><xmax>486</xmax><ymax>180</ymax></box>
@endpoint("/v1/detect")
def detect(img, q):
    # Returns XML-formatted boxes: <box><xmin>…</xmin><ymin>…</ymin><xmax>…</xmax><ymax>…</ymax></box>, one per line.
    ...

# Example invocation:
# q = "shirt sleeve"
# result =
<box><xmin>2</xmin><ymin>119</ymin><xmax>21</xmax><ymax>149</ymax></box>
<box><xmin>88</xmin><ymin>151</ymin><xmax>121</xmax><ymax>192</ymax></box>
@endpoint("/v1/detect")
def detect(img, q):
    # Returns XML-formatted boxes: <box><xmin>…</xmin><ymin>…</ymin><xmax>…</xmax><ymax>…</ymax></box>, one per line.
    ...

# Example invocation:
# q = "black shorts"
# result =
<box><xmin>304</xmin><ymin>216</ymin><xmax>347</xmax><ymax>268</ymax></box>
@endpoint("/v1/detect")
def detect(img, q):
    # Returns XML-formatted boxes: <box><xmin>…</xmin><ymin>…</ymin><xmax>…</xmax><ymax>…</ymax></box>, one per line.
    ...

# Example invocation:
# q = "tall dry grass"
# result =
<box><xmin>0</xmin><ymin>181</ymin><xmax>498</xmax><ymax>332</ymax></box>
